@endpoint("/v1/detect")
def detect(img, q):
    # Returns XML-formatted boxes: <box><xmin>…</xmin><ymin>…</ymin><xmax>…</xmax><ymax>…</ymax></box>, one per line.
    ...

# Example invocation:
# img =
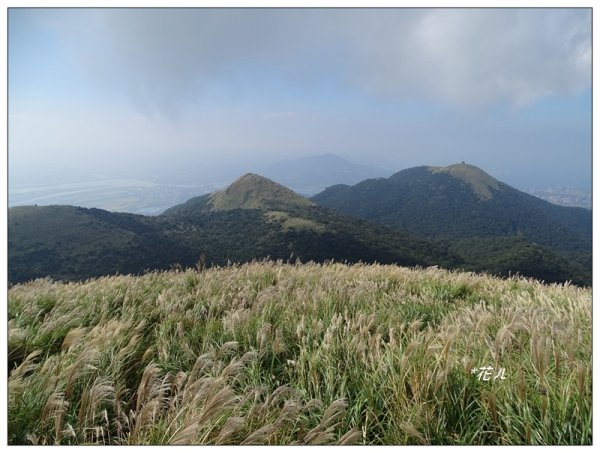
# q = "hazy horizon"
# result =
<box><xmin>8</xmin><ymin>8</ymin><xmax>592</xmax><ymax>205</ymax></box>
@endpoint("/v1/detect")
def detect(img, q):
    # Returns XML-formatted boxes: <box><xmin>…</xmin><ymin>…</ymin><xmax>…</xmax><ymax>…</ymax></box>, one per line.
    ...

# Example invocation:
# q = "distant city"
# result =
<box><xmin>526</xmin><ymin>187</ymin><xmax>591</xmax><ymax>210</ymax></box>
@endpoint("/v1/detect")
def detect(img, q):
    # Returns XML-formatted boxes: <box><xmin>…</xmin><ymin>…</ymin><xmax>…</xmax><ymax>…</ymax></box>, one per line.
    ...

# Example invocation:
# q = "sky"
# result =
<box><xmin>7</xmin><ymin>7</ymin><xmax>592</xmax><ymax>190</ymax></box>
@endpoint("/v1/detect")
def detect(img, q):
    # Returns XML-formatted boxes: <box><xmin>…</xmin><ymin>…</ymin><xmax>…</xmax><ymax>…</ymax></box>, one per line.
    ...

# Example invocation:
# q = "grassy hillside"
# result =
<box><xmin>8</xmin><ymin>262</ymin><xmax>591</xmax><ymax>445</ymax></box>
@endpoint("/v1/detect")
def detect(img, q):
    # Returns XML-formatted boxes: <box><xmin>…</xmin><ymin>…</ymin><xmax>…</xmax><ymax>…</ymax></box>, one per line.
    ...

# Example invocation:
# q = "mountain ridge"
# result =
<box><xmin>8</xmin><ymin>164</ymin><xmax>591</xmax><ymax>286</ymax></box>
<box><xmin>9</xmin><ymin>174</ymin><xmax>463</xmax><ymax>283</ymax></box>
<box><xmin>314</xmin><ymin>162</ymin><xmax>591</xmax><ymax>238</ymax></box>
<box><xmin>312</xmin><ymin>162</ymin><xmax>591</xmax><ymax>283</ymax></box>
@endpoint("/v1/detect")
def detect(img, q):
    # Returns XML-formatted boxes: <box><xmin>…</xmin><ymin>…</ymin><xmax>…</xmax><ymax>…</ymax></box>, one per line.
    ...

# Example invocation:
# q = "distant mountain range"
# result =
<box><xmin>259</xmin><ymin>153</ymin><xmax>392</xmax><ymax>195</ymax></box>
<box><xmin>8</xmin><ymin>163</ymin><xmax>591</xmax><ymax>286</ymax></box>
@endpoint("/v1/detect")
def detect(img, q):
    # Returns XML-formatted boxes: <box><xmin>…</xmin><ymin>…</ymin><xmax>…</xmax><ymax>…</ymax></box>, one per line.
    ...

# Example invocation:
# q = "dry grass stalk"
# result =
<box><xmin>263</xmin><ymin>385</ymin><xmax>296</xmax><ymax>409</ymax></box>
<box><xmin>303</xmin><ymin>399</ymin><xmax>348</xmax><ymax>445</ymax></box>
<box><xmin>78</xmin><ymin>377</ymin><xmax>115</xmax><ymax>429</ymax></box>
<box><xmin>65</xmin><ymin>347</ymin><xmax>101</xmax><ymax>400</ymax></box>
<box><xmin>241</xmin><ymin>423</ymin><xmax>277</xmax><ymax>445</ymax></box>
<box><xmin>486</xmin><ymin>391</ymin><xmax>498</xmax><ymax>427</ymax></box>
<box><xmin>576</xmin><ymin>362</ymin><xmax>587</xmax><ymax>394</ymax></box>
<box><xmin>10</xmin><ymin>349</ymin><xmax>43</xmax><ymax>379</ymax></box>
<box><xmin>272</xmin><ymin>328</ymin><xmax>286</xmax><ymax>355</ymax></box>
<box><xmin>215</xmin><ymin>416</ymin><xmax>246</xmax><ymax>444</ymax></box>
<box><xmin>41</xmin><ymin>391</ymin><xmax>70</xmax><ymax>443</ymax></box>
<box><xmin>401</xmin><ymin>422</ymin><xmax>426</xmax><ymax>444</ymax></box>
<box><xmin>198</xmin><ymin>386</ymin><xmax>239</xmax><ymax>425</ymax></box>
<box><xmin>135</xmin><ymin>363</ymin><xmax>162</xmax><ymax>412</ymax></box>
<box><xmin>337</xmin><ymin>427</ymin><xmax>362</xmax><ymax>445</ymax></box>
<box><xmin>168</xmin><ymin>419</ymin><xmax>199</xmax><ymax>445</ymax></box>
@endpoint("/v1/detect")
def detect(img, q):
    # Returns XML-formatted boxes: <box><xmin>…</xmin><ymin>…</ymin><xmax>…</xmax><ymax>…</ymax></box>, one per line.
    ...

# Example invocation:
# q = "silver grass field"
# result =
<box><xmin>7</xmin><ymin>261</ymin><xmax>592</xmax><ymax>445</ymax></box>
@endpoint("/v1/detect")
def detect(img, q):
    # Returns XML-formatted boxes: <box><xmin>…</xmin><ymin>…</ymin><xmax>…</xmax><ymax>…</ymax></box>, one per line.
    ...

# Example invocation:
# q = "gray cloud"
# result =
<box><xmin>357</xmin><ymin>8</ymin><xmax>591</xmax><ymax>107</ymax></box>
<box><xmin>42</xmin><ymin>8</ymin><xmax>590</xmax><ymax>117</ymax></box>
<box><xmin>9</xmin><ymin>7</ymin><xmax>591</xmax><ymax>193</ymax></box>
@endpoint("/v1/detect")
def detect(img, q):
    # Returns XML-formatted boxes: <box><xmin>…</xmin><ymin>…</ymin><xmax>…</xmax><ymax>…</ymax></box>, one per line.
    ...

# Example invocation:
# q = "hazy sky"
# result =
<box><xmin>8</xmin><ymin>7</ymin><xmax>592</xmax><ymax>189</ymax></box>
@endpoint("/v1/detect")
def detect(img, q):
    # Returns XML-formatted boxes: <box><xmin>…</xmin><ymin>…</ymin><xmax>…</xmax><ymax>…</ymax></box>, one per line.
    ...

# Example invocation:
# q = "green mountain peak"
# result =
<box><xmin>207</xmin><ymin>173</ymin><xmax>316</xmax><ymax>211</ymax></box>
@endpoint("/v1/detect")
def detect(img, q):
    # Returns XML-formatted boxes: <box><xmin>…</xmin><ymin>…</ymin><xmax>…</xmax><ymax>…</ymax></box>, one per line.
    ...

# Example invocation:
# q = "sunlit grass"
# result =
<box><xmin>8</xmin><ymin>261</ymin><xmax>591</xmax><ymax>445</ymax></box>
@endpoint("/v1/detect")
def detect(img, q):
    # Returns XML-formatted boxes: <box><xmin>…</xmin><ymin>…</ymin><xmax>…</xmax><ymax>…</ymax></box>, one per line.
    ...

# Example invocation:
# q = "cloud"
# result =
<box><xmin>354</xmin><ymin>9</ymin><xmax>591</xmax><ymax>108</ymax></box>
<box><xmin>27</xmin><ymin>8</ymin><xmax>592</xmax><ymax>117</ymax></box>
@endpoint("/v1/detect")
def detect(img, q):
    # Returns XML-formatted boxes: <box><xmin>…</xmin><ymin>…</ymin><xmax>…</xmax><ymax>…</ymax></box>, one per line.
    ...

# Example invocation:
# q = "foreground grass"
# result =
<box><xmin>8</xmin><ymin>261</ymin><xmax>591</xmax><ymax>445</ymax></box>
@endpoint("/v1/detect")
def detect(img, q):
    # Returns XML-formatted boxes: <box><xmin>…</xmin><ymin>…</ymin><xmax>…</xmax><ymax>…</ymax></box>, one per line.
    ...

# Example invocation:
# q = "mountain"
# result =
<box><xmin>312</xmin><ymin>163</ymin><xmax>591</xmax><ymax>284</ymax></box>
<box><xmin>260</xmin><ymin>153</ymin><xmax>392</xmax><ymax>195</ymax></box>
<box><xmin>8</xmin><ymin>174</ymin><xmax>460</xmax><ymax>284</ymax></box>
<box><xmin>160</xmin><ymin>173</ymin><xmax>460</xmax><ymax>270</ymax></box>
<box><xmin>163</xmin><ymin>173</ymin><xmax>316</xmax><ymax>214</ymax></box>
<box><xmin>8</xmin><ymin>205</ymin><xmax>196</xmax><ymax>283</ymax></box>
<box><xmin>9</xmin><ymin>169</ymin><xmax>590</xmax><ymax>286</ymax></box>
